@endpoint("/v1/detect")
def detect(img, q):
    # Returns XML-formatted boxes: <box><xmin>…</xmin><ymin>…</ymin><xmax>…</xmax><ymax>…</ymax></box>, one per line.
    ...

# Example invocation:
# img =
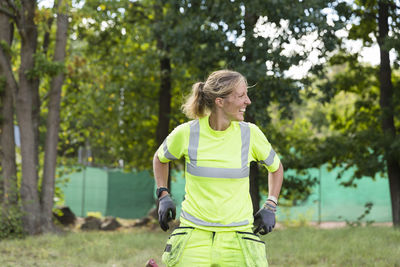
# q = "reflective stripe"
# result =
<box><xmin>163</xmin><ymin>139</ymin><xmax>178</xmax><ymax>161</ymax></box>
<box><xmin>188</xmin><ymin>120</ymin><xmax>200</xmax><ymax>166</ymax></box>
<box><xmin>187</xmin><ymin>120</ymin><xmax>250</xmax><ymax>179</ymax></box>
<box><xmin>186</xmin><ymin>163</ymin><xmax>249</xmax><ymax>179</ymax></box>
<box><xmin>262</xmin><ymin>148</ymin><xmax>276</xmax><ymax>166</ymax></box>
<box><xmin>239</xmin><ymin>122</ymin><xmax>250</xmax><ymax>169</ymax></box>
<box><xmin>181</xmin><ymin>210</ymin><xmax>249</xmax><ymax>227</ymax></box>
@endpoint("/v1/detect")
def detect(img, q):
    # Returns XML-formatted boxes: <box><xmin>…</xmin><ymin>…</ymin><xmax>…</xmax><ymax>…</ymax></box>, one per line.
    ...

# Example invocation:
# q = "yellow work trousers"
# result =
<box><xmin>162</xmin><ymin>225</ymin><xmax>268</xmax><ymax>267</ymax></box>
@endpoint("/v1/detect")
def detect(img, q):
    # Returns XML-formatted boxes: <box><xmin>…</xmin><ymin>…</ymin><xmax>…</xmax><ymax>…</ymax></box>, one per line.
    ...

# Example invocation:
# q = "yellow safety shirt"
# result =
<box><xmin>157</xmin><ymin>115</ymin><xmax>280</xmax><ymax>232</ymax></box>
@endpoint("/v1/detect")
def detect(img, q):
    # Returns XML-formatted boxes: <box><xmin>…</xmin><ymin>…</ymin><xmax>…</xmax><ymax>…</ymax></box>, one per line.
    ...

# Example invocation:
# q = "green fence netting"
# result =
<box><xmin>61</xmin><ymin>167</ymin><xmax>155</xmax><ymax>218</ymax></box>
<box><xmin>272</xmin><ymin>167</ymin><xmax>392</xmax><ymax>223</ymax></box>
<box><xmin>60</xmin><ymin>166</ymin><xmax>392</xmax><ymax>222</ymax></box>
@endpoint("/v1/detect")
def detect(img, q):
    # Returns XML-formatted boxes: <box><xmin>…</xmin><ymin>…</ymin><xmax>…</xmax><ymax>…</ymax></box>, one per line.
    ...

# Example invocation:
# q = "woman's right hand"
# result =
<box><xmin>158</xmin><ymin>194</ymin><xmax>176</xmax><ymax>231</ymax></box>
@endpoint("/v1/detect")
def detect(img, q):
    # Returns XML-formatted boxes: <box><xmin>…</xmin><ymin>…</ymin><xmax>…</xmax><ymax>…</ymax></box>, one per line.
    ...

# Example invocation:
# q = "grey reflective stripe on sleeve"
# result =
<box><xmin>186</xmin><ymin>120</ymin><xmax>250</xmax><ymax>179</ymax></box>
<box><xmin>181</xmin><ymin>210</ymin><xmax>249</xmax><ymax>227</ymax></box>
<box><xmin>262</xmin><ymin>148</ymin><xmax>276</xmax><ymax>166</ymax></box>
<box><xmin>162</xmin><ymin>139</ymin><xmax>178</xmax><ymax>161</ymax></box>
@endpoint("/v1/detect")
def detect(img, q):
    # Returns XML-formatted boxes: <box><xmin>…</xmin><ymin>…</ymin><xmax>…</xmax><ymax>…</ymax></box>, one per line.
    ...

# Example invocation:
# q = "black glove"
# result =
<box><xmin>253</xmin><ymin>202</ymin><xmax>276</xmax><ymax>235</ymax></box>
<box><xmin>157</xmin><ymin>194</ymin><xmax>176</xmax><ymax>231</ymax></box>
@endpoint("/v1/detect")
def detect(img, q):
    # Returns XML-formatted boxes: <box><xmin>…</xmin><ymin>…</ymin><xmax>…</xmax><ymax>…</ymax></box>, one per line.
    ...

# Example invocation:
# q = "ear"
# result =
<box><xmin>214</xmin><ymin>97</ymin><xmax>224</xmax><ymax>108</ymax></box>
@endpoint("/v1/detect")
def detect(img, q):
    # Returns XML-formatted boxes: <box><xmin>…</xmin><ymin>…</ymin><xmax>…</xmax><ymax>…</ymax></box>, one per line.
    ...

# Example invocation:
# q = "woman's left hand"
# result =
<box><xmin>253</xmin><ymin>202</ymin><xmax>276</xmax><ymax>235</ymax></box>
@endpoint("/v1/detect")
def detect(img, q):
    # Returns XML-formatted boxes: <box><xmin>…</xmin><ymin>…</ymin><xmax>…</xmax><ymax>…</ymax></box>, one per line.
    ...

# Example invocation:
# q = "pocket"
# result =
<box><xmin>162</xmin><ymin>227</ymin><xmax>194</xmax><ymax>266</ymax></box>
<box><xmin>237</xmin><ymin>231</ymin><xmax>268</xmax><ymax>267</ymax></box>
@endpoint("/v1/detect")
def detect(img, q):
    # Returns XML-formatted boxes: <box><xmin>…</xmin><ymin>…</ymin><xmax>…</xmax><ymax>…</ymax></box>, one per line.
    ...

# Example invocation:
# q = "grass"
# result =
<box><xmin>0</xmin><ymin>226</ymin><xmax>399</xmax><ymax>267</ymax></box>
<box><xmin>266</xmin><ymin>226</ymin><xmax>400</xmax><ymax>267</ymax></box>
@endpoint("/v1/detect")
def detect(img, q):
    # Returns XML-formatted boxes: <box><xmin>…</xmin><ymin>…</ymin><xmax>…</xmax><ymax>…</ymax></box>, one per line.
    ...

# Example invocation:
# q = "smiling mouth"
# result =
<box><xmin>239</xmin><ymin>108</ymin><xmax>246</xmax><ymax>112</ymax></box>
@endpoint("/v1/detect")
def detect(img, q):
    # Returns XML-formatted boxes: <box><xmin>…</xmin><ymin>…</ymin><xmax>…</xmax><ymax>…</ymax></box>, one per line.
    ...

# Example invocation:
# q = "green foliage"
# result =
<box><xmin>0</xmin><ymin>40</ymin><xmax>12</xmax><ymax>57</ymax></box>
<box><xmin>58</xmin><ymin>0</ymin><xmax>162</xmax><ymax>169</ymax></box>
<box><xmin>347</xmin><ymin>1</ymin><xmax>378</xmax><ymax>45</ymax></box>
<box><xmin>280</xmin><ymin>174</ymin><xmax>317</xmax><ymax>204</ymax></box>
<box><xmin>309</xmin><ymin>54</ymin><xmax>398</xmax><ymax>185</ymax></box>
<box><xmin>26</xmin><ymin>52</ymin><xmax>65</xmax><ymax>80</ymax></box>
<box><xmin>53</xmin><ymin>167</ymin><xmax>76</xmax><ymax>207</ymax></box>
<box><xmin>0</xmin><ymin>204</ymin><xmax>25</xmax><ymax>240</ymax></box>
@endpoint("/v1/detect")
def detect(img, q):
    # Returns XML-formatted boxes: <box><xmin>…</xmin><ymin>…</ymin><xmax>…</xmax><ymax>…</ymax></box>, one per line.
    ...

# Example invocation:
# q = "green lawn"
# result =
<box><xmin>0</xmin><ymin>226</ymin><xmax>399</xmax><ymax>266</ymax></box>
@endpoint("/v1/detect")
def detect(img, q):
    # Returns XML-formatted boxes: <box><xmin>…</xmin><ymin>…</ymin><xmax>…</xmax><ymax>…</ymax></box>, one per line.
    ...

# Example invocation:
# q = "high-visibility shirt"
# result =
<box><xmin>157</xmin><ymin>115</ymin><xmax>280</xmax><ymax>232</ymax></box>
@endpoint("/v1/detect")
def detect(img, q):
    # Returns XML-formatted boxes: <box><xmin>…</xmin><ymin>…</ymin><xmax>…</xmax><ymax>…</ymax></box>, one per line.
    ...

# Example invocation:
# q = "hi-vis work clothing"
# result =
<box><xmin>157</xmin><ymin>115</ymin><xmax>280</xmax><ymax>266</ymax></box>
<box><xmin>162</xmin><ymin>224</ymin><xmax>268</xmax><ymax>267</ymax></box>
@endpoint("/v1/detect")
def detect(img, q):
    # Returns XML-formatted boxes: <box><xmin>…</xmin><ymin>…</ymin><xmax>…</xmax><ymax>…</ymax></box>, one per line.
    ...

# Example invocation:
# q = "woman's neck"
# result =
<box><xmin>209</xmin><ymin>112</ymin><xmax>231</xmax><ymax>131</ymax></box>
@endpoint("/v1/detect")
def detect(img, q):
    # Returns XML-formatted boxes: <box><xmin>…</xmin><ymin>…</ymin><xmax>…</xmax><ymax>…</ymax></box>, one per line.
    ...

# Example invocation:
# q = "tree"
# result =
<box><xmin>0</xmin><ymin>2</ymin><xmax>17</xmax><ymax>208</ymax></box>
<box><xmin>377</xmin><ymin>0</ymin><xmax>400</xmax><ymax>227</ymax></box>
<box><xmin>0</xmin><ymin>0</ymin><xmax>69</xmax><ymax>234</ymax></box>
<box><xmin>317</xmin><ymin>0</ymin><xmax>400</xmax><ymax>226</ymax></box>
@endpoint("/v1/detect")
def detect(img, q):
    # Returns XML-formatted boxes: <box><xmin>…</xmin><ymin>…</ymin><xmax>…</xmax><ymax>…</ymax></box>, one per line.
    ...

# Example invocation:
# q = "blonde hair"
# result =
<box><xmin>182</xmin><ymin>70</ymin><xmax>247</xmax><ymax>119</ymax></box>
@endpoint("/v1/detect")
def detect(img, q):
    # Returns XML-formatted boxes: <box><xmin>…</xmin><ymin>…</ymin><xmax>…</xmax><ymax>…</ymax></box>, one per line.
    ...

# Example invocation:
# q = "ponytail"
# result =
<box><xmin>182</xmin><ymin>82</ymin><xmax>207</xmax><ymax>119</ymax></box>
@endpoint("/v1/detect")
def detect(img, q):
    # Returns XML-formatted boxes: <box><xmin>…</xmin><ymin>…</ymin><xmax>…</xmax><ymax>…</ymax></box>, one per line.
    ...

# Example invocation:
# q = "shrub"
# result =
<box><xmin>0</xmin><ymin>204</ymin><xmax>25</xmax><ymax>240</ymax></box>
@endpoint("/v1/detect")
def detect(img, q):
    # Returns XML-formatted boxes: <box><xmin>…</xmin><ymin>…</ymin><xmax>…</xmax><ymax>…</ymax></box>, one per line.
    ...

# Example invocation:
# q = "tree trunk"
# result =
<box><xmin>378</xmin><ymin>1</ymin><xmax>400</xmax><ymax>227</ymax></box>
<box><xmin>15</xmin><ymin>0</ymin><xmax>42</xmax><ymax>235</ymax></box>
<box><xmin>387</xmin><ymin>159</ymin><xmax>400</xmax><ymax>227</ymax></box>
<box><xmin>155</xmin><ymin>57</ymin><xmax>172</xmax><ymax>149</ymax></box>
<box><xmin>246</xmin><ymin>105</ymin><xmax>261</xmax><ymax>213</ymax></box>
<box><xmin>244</xmin><ymin>6</ymin><xmax>261</xmax><ymax>212</ymax></box>
<box><xmin>41</xmin><ymin>0</ymin><xmax>69</xmax><ymax>232</ymax></box>
<box><xmin>154</xmin><ymin>2</ymin><xmax>172</xmax><ymax>190</ymax></box>
<box><xmin>249</xmin><ymin>161</ymin><xmax>261</xmax><ymax>214</ymax></box>
<box><xmin>0</xmin><ymin>9</ymin><xmax>18</xmax><ymax>206</ymax></box>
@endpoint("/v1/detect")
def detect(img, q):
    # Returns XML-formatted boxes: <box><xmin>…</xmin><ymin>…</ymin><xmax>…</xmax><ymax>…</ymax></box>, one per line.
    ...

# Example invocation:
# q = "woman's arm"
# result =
<box><xmin>267</xmin><ymin>162</ymin><xmax>284</xmax><ymax>206</ymax></box>
<box><xmin>153</xmin><ymin>152</ymin><xmax>170</xmax><ymax>198</ymax></box>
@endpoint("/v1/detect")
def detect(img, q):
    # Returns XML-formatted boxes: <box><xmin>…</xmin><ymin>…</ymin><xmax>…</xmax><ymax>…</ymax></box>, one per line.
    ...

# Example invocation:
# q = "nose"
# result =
<box><xmin>245</xmin><ymin>95</ymin><xmax>251</xmax><ymax>105</ymax></box>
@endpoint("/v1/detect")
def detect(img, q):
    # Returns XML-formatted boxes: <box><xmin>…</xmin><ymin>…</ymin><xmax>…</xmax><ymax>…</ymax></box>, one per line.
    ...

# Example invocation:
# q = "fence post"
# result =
<box><xmin>318</xmin><ymin>166</ymin><xmax>322</xmax><ymax>225</ymax></box>
<box><xmin>81</xmin><ymin>166</ymin><xmax>86</xmax><ymax>217</ymax></box>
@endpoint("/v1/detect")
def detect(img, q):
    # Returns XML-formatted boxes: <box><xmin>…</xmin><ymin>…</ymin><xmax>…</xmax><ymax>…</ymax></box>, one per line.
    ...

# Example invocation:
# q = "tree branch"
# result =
<box><xmin>0</xmin><ymin>7</ymin><xmax>16</xmax><ymax>20</ymax></box>
<box><xmin>42</xmin><ymin>17</ymin><xmax>54</xmax><ymax>54</ymax></box>
<box><xmin>0</xmin><ymin>48</ymin><xmax>19</xmax><ymax>97</ymax></box>
<box><xmin>2</xmin><ymin>0</ymin><xmax>22</xmax><ymax>37</ymax></box>
<box><xmin>5</xmin><ymin>0</ymin><xmax>17</xmax><ymax>14</ymax></box>
<box><xmin>0</xmin><ymin>6</ymin><xmax>18</xmax><ymax>96</ymax></box>
<box><xmin>387</xmin><ymin>1</ymin><xmax>400</xmax><ymax>11</ymax></box>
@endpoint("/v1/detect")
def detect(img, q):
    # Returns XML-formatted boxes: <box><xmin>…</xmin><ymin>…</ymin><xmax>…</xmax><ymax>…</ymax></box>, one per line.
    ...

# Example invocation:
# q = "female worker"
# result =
<box><xmin>153</xmin><ymin>69</ymin><xmax>284</xmax><ymax>266</ymax></box>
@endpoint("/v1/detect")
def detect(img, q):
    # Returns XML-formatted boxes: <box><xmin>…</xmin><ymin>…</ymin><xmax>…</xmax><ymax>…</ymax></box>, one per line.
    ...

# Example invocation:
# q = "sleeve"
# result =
<box><xmin>250</xmin><ymin>124</ymin><xmax>280</xmax><ymax>173</ymax></box>
<box><xmin>157</xmin><ymin>123</ymin><xmax>188</xmax><ymax>163</ymax></box>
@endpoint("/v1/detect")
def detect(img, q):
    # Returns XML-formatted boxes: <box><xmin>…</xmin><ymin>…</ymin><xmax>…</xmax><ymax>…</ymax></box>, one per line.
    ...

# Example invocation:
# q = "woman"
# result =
<box><xmin>153</xmin><ymin>70</ymin><xmax>284</xmax><ymax>266</ymax></box>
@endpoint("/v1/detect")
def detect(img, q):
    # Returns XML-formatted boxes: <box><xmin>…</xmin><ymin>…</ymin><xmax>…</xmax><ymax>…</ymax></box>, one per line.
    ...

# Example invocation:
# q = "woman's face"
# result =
<box><xmin>221</xmin><ymin>81</ymin><xmax>251</xmax><ymax>122</ymax></box>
